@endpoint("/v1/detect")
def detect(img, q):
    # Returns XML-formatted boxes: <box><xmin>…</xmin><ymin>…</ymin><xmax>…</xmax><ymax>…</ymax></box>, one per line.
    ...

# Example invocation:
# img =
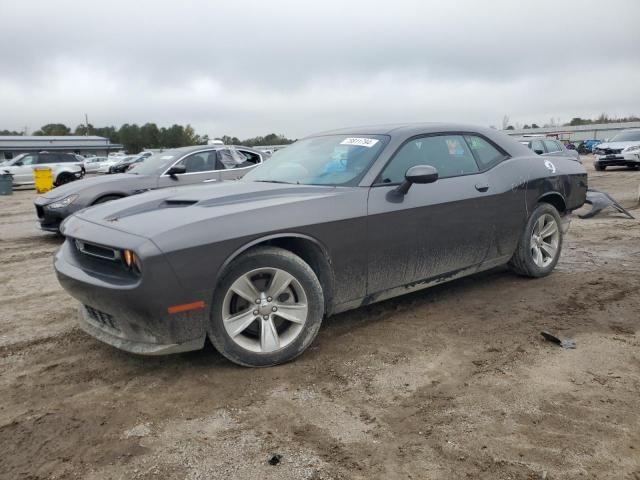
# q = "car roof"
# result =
<box><xmin>310</xmin><ymin>122</ymin><xmax>501</xmax><ymax>137</ymax></box>
<box><xmin>154</xmin><ymin>145</ymin><xmax>261</xmax><ymax>155</ymax></box>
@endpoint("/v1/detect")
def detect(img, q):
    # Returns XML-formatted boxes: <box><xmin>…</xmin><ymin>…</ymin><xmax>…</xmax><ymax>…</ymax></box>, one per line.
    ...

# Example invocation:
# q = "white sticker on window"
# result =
<box><xmin>161</xmin><ymin>155</ymin><xmax>174</xmax><ymax>160</ymax></box>
<box><xmin>340</xmin><ymin>137</ymin><xmax>379</xmax><ymax>148</ymax></box>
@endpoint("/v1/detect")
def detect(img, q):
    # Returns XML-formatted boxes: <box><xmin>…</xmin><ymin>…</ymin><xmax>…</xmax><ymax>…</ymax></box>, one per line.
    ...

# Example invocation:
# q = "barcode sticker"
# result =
<box><xmin>340</xmin><ymin>137</ymin><xmax>379</xmax><ymax>148</ymax></box>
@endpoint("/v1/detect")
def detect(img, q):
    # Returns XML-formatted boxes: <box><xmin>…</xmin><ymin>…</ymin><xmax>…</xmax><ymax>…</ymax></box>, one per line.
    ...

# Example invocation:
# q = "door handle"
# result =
<box><xmin>475</xmin><ymin>183</ymin><xmax>489</xmax><ymax>192</ymax></box>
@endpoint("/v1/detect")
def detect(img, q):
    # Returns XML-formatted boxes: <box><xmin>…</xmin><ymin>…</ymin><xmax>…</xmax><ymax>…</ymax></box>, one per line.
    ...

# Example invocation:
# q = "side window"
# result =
<box><xmin>21</xmin><ymin>154</ymin><xmax>37</xmax><ymax>166</ymax></box>
<box><xmin>530</xmin><ymin>140</ymin><xmax>545</xmax><ymax>154</ymax></box>
<box><xmin>218</xmin><ymin>148</ymin><xmax>252</xmax><ymax>169</ymax></box>
<box><xmin>463</xmin><ymin>135</ymin><xmax>507</xmax><ymax>169</ymax></box>
<box><xmin>544</xmin><ymin>140</ymin><xmax>561</xmax><ymax>153</ymax></box>
<box><xmin>236</xmin><ymin>150</ymin><xmax>262</xmax><ymax>166</ymax></box>
<box><xmin>37</xmin><ymin>153</ymin><xmax>55</xmax><ymax>164</ymax></box>
<box><xmin>172</xmin><ymin>152</ymin><xmax>211</xmax><ymax>173</ymax></box>
<box><xmin>379</xmin><ymin>135</ymin><xmax>479</xmax><ymax>184</ymax></box>
<box><xmin>58</xmin><ymin>154</ymin><xmax>75</xmax><ymax>163</ymax></box>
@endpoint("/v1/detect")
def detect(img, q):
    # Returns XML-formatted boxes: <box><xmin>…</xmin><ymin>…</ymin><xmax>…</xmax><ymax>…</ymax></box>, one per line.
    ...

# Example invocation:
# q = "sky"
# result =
<box><xmin>1</xmin><ymin>0</ymin><xmax>639</xmax><ymax>139</ymax></box>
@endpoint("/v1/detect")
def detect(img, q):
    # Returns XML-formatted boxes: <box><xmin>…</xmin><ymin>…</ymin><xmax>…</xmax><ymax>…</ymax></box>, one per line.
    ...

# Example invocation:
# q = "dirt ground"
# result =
<box><xmin>1</xmin><ymin>156</ymin><xmax>639</xmax><ymax>480</ymax></box>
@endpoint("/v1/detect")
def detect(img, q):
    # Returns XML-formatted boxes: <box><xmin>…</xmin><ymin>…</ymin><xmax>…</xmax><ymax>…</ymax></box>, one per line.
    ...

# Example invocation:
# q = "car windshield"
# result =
<box><xmin>609</xmin><ymin>131</ymin><xmax>640</xmax><ymax>142</ymax></box>
<box><xmin>130</xmin><ymin>150</ymin><xmax>183</xmax><ymax>175</ymax></box>
<box><xmin>4</xmin><ymin>153</ymin><xmax>27</xmax><ymax>166</ymax></box>
<box><xmin>243</xmin><ymin>134</ymin><xmax>388</xmax><ymax>186</ymax></box>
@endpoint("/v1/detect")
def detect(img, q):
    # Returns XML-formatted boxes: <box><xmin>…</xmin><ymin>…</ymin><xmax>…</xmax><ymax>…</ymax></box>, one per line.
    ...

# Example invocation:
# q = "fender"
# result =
<box><xmin>215</xmin><ymin>232</ymin><xmax>334</xmax><ymax>286</ymax></box>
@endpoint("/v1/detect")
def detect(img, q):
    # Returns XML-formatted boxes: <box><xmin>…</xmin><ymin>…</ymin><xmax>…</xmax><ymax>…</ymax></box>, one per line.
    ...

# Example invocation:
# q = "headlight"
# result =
<box><xmin>122</xmin><ymin>249</ymin><xmax>142</xmax><ymax>273</ymax></box>
<box><xmin>624</xmin><ymin>145</ymin><xmax>640</xmax><ymax>152</ymax></box>
<box><xmin>48</xmin><ymin>194</ymin><xmax>79</xmax><ymax>209</ymax></box>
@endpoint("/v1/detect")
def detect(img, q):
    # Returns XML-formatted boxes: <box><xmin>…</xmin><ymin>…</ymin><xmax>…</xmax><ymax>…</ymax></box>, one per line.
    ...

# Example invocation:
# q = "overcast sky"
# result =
<box><xmin>1</xmin><ymin>0</ymin><xmax>639</xmax><ymax>138</ymax></box>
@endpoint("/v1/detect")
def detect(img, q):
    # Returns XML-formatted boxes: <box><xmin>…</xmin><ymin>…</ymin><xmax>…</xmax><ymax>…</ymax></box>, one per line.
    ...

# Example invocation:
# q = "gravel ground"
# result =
<box><xmin>0</xmin><ymin>157</ymin><xmax>639</xmax><ymax>480</ymax></box>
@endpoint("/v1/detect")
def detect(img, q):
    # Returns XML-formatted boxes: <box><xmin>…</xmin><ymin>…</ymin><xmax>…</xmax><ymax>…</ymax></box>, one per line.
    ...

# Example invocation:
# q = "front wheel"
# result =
<box><xmin>209</xmin><ymin>246</ymin><xmax>325</xmax><ymax>367</ymax></box>
<box><xmin>509</xmin><ymin>203</ymin><xmax>563</xmax><ymax>278</ymax></box>
<box><xmin>594</xmin><ymin>163</ymin><xmax>605</xmax><ymax>171</ymax></box>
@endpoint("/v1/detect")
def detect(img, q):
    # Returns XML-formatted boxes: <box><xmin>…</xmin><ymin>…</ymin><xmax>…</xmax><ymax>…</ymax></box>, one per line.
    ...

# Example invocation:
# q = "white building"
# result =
<box><xmin>0</xmin><ymin>136</ymin><xmax>123</xmax><ymax>160</ymax></box>
<box><xmin>505</xmin><ymin>122</ymin><xmax>640</xmax><ymax>143</ymax></box>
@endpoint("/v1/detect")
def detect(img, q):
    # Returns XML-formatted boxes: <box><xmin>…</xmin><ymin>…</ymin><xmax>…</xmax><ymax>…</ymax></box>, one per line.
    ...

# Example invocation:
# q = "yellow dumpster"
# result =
<box><xmin>34</xmin><ymin>167</ymin><xmax>54</xmax><ymax>193</ymax></box>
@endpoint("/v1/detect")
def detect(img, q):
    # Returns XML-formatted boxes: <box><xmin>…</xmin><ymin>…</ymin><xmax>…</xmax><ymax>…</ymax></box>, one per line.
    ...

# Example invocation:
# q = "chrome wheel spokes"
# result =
<box><xmin>530</xmin><ymin>213</ymin><xmax>560</xmax><ymax>268</ymax></box>
<box><xmin>222</xmin><ymin>268</ymin><xmax>308</xmax><ymax>353</ymax></box>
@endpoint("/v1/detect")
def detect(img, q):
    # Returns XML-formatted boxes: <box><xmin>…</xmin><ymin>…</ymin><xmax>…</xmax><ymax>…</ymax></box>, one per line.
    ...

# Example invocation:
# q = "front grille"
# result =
<box><xmin>596</xmin><ymin>148</ymin><xmax>622</xmax><ymax>155</ymax></box>
<box><xmin>35</xmin><ymin>205</ymin><xmax>44</xmax><ymax>219</ymax></box>
<box><xmin>85</xmin><ymin>305</ymin><xmax>119</xmax><ymax>331</ymax></box>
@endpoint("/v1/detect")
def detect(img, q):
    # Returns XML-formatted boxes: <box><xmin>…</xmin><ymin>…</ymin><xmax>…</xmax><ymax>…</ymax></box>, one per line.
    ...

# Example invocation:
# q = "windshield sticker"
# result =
<box><xmin>340</xmin><ymin>137</ymin><xmax>379</xmax><ymax>148</ymax></box>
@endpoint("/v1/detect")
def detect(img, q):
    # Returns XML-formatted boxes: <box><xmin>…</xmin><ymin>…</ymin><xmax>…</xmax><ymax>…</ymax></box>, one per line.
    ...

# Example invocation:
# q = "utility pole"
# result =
<box><xmin>84</xmin><ymin>113</ymin><xmax>89</xmax><ymax>136</ymax></box>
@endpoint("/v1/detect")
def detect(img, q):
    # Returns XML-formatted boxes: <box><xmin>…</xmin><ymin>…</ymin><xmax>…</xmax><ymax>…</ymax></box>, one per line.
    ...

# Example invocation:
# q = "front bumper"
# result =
<box><xmin>34</xmin><ymin>197</ymin><xmax>68</xmax><ymax>232</ymax></box>
<box><xmin>594</xmin><ymin>151</ymin><xmax>640</xmax><ymax>167</ymax></box>
<box><xmin>54</xmin><ymin>218</ymin><xmax>209</xmax><ymax>355</ymax></box>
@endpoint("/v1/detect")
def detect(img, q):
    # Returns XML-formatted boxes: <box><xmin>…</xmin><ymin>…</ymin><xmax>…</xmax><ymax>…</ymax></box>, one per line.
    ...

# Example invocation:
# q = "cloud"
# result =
<box><xmin>1</xmin><ymin>0</ymin><xmax>639</xmax><ymax>137</ymax></box>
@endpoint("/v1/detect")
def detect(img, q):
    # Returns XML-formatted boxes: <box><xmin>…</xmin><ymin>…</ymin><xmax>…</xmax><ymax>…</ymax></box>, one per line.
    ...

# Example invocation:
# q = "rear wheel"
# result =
<box><xmin>509</xmin><ymin>203</ymin><xmax>563</xmax><ymax>278</ymax></box>
<box><xmin>54</xmin><ymin>172</ymin><xmax>75</xmax><ymax>186</ymax></box>
<box><xmin>209</xmin><ymin>246</ymin><xmax>325</xmax><ymax>367</ymax></box>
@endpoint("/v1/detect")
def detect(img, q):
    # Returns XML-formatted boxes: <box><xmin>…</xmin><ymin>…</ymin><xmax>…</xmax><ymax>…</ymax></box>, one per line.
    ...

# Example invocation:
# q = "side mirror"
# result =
<box><xmin>166</xmin><ymin>165</ymin><xmax>187</xmax><ymax>179</ymax></box>
<box><xmin>534</xmin><ymin>149</ymin><xmax>544</xmax><ymax>155</ymax></box>
<box><xmin>14</xmin><ymin>160</ymin><xmax>23</xmax><ymax>166</ymax></box>
<box><xmin>395</xmin><ymin>165</ymin><xmax>439</xmax><ymax>195</ymax></box>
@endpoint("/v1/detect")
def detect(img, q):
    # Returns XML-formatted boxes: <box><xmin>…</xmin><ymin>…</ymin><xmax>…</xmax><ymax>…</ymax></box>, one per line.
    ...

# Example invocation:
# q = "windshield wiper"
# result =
<box><xmin>254</xmin><ymin>180</ymin><xmax>297</xmax><ymax>184</ymax></box>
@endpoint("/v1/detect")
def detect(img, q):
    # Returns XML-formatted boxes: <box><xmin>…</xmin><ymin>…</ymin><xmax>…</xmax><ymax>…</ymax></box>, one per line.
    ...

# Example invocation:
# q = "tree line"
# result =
<box><xmin>0</xmin><ymin>123</ymin><xmax>295</xmax><ymax>153</ymax></box>
<box><xmin>501</xmin><ymin>114</ymin><xmax>640</xmax><ymax>131</ymax></box>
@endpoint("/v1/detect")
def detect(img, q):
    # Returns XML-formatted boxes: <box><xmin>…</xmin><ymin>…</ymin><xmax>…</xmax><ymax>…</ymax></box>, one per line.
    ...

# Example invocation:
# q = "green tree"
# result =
<box><xmin>140</xmin><ymin>123</ymin><xmax>161</xmax><ymax>148</ymax></box>
<box><xmin>33</xmin><ymin>124</ymin><xmax>71</xmax><ymax>136</ymax></box>
<box><xmin>74</xmin><ymin>124</ymin><xmax>94</xmax><ymax>135</ymax></box>
<box><xmin>0</xmin><ymin>129</ymin><xmax>22</xmax><ymax>135</ymax></box>
<box><xmin>119</xmin><ymin>124</ymin><xmax>143</xmax><ymax>153</ymax></box>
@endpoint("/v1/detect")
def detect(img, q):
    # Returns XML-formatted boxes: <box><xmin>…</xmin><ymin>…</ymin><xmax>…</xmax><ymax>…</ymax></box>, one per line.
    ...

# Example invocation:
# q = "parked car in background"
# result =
<box><xmin>516</xmin><ymin>137</ymin><xmax>581</xmax><ymax>162</ymax></box>
<box><xmin>593</xmin><ymin>129</ymin><xmax>640</xmax><ymax>171</ymax></box>
<box><xmin>83</xmin><ymin>156</ymin><xmax>109</xmax><ymax>173</ymax></box>
<box><xmin>577</xmin><ymin>139</ymin><xmax>602</xmax><ymax>154</ymax></box>
<box><xmin>2</xmin><ymin>152</ymin><xmax>84</xmax><ymax>186</ymax></box>
<box><xmin>52</xmin><ymin>123</ymin><xmax>587</xmax><ymax>366</ymax></box>
<box><xmin>107</xmin><ymin>155</ymin><xmax>138</xmax><ymax>174</ymax></box>
<box><xmin>34</xmin><ymin>145</ymin><xmax>265</xmax><ymax>231</ymax></box>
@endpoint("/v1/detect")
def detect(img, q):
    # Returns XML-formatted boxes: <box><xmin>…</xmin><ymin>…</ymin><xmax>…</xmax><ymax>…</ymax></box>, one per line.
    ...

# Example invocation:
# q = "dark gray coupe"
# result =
<box><xmin>54</xmin><ymin>123</ymin><xmax>587</xmax><ymax>367</ymax></box>
<box><xmin>34</xmin><ymin>145</ymin><xmax>265</xmax><ymax>231</ymax></box>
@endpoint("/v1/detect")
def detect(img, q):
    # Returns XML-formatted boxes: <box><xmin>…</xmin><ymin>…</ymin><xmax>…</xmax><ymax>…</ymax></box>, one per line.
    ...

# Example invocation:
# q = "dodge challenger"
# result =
<box><xmin>54</xmin><ymin>123</ymin><xmax>587</xmax><ymax>367</ymax></box>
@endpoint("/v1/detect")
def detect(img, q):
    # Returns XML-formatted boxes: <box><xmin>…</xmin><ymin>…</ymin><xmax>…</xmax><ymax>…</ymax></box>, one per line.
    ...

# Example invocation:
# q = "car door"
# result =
<box><xmin>156</xmin><ymin>149</ymin><xmax>221</xmax><ymax>188</ymax></box>
<box><xmin>366</xmin><ymin>134</ymin><xmax>494</xmax><ymax>294</ymax></box>
<box><xmin>10</xmin><ymin>153</ymin><xmax>39</xmax><ymax>184</ymax></box>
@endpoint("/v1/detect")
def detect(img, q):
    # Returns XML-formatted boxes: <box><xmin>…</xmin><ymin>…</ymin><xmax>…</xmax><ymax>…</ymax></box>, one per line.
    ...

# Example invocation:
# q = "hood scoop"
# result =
<box><xmin>102</xmin><ymin>198</ymin><xmax>199</xmax><ymax>223</ymax></box>
<box><xmin>162</xmin><ymin>199</ymin><xmax>199</xmax><ymax>207</ymax></box>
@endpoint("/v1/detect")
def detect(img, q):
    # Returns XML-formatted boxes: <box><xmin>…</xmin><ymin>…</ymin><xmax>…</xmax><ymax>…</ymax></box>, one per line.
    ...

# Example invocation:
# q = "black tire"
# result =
<box><xmin>92</xmin><ymin>194</ymin><xmax>123</xmax><ymax>205</ymax></box>
<box><xmin>209</xmin><ymin>246</ymin><xmax>325</xmax><ymax>367</ymax></box>
<box><xmin>509</xmin><ymin>203</ymin><xmax>563</xmax><ymax>278</ymax></box>
<box><xmin>54</xmin><ymin>172</ymin><xmax>74</xmax><ymax>187</ymax></box>
<box><xmin>594</xmin><ymin>163</ymin><xmax>605</xmax><ymax>171</ymax></box>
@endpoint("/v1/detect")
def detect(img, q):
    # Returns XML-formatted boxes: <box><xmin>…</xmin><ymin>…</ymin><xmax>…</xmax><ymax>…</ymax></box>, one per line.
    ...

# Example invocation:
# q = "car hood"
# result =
<box><xmin>596</xmin><ymin>141</ymin><xmax>640</xmax><ymax>150</ymax></box>
<box><xmin>72</xmin><ymin>181</ymin><xmax>343</xmax><ymax>239</ymax></box>
<box><xmin>39</xmin><ymin>173</ymin><xmax>151</xmax><ymax>199</ymax></box>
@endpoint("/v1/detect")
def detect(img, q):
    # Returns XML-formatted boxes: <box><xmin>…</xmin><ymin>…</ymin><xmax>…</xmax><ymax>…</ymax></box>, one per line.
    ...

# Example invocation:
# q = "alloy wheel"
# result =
<box><xmin>530</xmin><ymin>213</ymin><xmax>560</xmax><ymax>268</ymax></box>
<box><xmin>222</xmin><ymin>267</ymin><xmax>308</xmax><ymax>353</ymax></box>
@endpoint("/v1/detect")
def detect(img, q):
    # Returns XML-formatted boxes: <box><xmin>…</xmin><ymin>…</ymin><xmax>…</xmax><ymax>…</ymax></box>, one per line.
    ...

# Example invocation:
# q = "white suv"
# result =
<box><xmin>593</xmin><ymin>129</ymin><xmax>640</xmax><ymax>171</ymax></box>
<box><xmin>1</xmin><ymin>152</ymin><xmax>84</xmax><ymax>186</ymax></box>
